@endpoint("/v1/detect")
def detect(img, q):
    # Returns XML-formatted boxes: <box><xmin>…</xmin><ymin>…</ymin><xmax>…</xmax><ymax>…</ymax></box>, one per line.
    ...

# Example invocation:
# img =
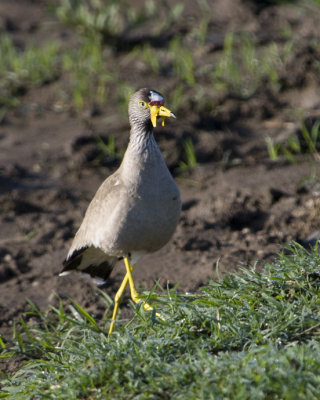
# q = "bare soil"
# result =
<box><xmin>1</xmin><ymin>0</ymin><xmax>320</xmax><ymax>376</ymax></box>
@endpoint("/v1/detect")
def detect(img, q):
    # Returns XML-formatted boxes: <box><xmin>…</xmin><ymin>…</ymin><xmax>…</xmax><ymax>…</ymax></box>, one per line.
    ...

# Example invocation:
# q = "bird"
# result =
<box><xmin>60</xmin><ymin>88</ymin><xmax>181</xmax><ymax>335</ymax></box>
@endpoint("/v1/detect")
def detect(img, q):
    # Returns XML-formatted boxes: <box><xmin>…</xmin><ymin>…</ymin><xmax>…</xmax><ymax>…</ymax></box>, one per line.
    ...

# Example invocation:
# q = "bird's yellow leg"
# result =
<box><xmin>108</xmin><ymin>272</ymin><xmax>130</xmax><ymax>336</ymax></box>
<box><xmin>123</xmin><ymin>257</ymin><xmax>164</xmax><ymax>320</ymax></box>
<box><xmin>123</xmin><ymin>257</ymin><xmax>153</xmax><ymax>311</ymax></box>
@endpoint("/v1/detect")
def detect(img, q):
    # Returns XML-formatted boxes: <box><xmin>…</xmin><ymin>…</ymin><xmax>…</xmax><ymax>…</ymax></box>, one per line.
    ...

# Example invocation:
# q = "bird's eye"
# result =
<box><xmin>138</xmin><ymin>101</ymin><xmax>148</xmax><ymax>109</ymax></box>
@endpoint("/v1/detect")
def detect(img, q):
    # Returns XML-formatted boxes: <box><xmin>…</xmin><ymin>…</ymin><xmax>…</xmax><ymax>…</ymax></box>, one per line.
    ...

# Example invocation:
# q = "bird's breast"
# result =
<box><xmin>103</xmin><ymin>142</ymin><xmax>181</xmax><ymax>254</ymax></box>
<box><xmin>114</xmin><ymin>170</ymin><xmax>181</xmax><ymax>253</ymax></box>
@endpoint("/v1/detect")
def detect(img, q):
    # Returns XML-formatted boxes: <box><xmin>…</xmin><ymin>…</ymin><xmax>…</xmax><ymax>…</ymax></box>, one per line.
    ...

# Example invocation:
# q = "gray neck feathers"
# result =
<box><xmin>120</xmin><ymin>123</ymin><xmax>161</xmax><ymax>182</ymax></box>
<box><xmin>128</xmin><ymin>122</ymin><xmax>155</xmax><ymax>155</ymax></box>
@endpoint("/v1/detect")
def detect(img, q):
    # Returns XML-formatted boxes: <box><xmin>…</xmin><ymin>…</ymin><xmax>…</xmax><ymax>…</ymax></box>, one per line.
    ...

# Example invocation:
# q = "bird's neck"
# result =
<box><xmin>120</xmin><ymin>126</ymin><xmax>163</xmax><ymax>182</ymax></box>
<box><xmin>127</xmin><ymin>125</ymin><xmax>155</xmax><ymax>155</ymax></box>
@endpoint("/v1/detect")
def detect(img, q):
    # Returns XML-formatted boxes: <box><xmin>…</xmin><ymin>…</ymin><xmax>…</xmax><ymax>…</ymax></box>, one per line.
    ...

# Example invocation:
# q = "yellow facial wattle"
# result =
<box><xmin>149</xmin><ymin>104</ymin><xmax>176</xmax><ymax>127</ymax></box>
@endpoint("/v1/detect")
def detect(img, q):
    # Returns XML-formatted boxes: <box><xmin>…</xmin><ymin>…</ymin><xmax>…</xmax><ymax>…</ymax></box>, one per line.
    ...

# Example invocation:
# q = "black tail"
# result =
<box><xmin>61</xmin><ymin>246</ymin><xmax>116</xmax><ymax>283</ymax></box>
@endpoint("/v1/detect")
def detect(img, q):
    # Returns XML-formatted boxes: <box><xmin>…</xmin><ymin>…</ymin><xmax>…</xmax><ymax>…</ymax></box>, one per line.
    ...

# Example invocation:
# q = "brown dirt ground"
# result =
<box><xmin>1</xmin><ymin>0</ymin><xmax>320</xmax><ymax>376</ymax></box>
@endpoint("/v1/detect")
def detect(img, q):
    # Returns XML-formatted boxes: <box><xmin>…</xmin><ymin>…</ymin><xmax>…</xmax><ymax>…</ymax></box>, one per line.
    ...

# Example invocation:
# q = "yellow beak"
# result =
<box><xmin>149</xmin><ymin>105</ymin><xmax>176</xmax><ymax>127</ymax></box>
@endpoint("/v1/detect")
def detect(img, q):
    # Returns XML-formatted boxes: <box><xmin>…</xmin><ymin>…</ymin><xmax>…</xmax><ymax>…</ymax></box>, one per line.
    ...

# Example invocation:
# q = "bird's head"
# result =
<box><xmin>128</xmin><ymin>88</ymin><xmax>176</xmax><ymax>129</ymax></box>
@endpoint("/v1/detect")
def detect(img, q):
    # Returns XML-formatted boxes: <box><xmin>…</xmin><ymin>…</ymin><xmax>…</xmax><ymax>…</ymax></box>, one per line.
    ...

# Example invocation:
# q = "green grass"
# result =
<box><xmin>212</xmin><ymin>32</ymin><xmax>292</xmax><ymax>100</ymax></box>
<box><xmin>169</xmin><ymin>37</ymin><xmax>195</xmax><ymax>86</ymax></box>
<box><xmin>179</xmin><ymin>138</ymin><xmax>198</xmax><ymax>171</ymax></box>
<box><xmin>265</xmin><ymin>119</ymin><xmax>320</xmax><ymax>163</ymax></box>
<box><xmin>60</xmin><ymin>36</ymin><xmax>114</xmax><ymax>111</ymax></box>
<box><xmin>1</xmin><ymin>0</ymin><xmax>318</xmax><ymax>121</ymax></box>
<box><xmin>1</xmin><ymin>242</ymin><xmax>320</xmax><ymax>399</ymax></box>
<box><xmin>94</xmin><ymin>135</ymin><xmax>121</xmax><ymax>165</ymax></box>
<box><xmin>52</xmin><ymin>0</ymin><xmax>301</xmax><ymax>116</ymax></box>
<box><xmin>53</xmin><ymin>0</ymin><xmax>184</xmax><ymax>44</ymax></box>
<box><xmin>0</xmin><ymin>33</ymin><xmax>133</xmax><ymax>115</ymax></box>
<box><xmin>0</xmin><ymin>35</ymin><xmax>59</xmax><ymax>108</ymax></box>
<box><xmin>54</xmin><ymin>0</ymin><xmax>152</xmax><ymax>39</ymax></box>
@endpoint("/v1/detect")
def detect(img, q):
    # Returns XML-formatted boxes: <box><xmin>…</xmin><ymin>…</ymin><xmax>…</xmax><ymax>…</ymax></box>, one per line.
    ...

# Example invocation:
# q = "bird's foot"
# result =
<box><xmin>131</xmin><ymin>293</ymin><xmax>165</xmax><ymax>321</ymax></box>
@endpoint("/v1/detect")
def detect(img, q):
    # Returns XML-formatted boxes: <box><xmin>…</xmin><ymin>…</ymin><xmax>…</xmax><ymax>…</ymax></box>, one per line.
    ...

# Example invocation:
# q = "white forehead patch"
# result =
<box><xmin>149</xmin><ymin>90</ymin><xmax>164</xmax><ymax>103</ymax></box>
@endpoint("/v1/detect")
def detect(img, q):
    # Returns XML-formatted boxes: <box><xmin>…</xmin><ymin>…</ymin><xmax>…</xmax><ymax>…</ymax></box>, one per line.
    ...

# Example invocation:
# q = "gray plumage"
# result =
<box><xmin>61</xmin><ymin>88</ymin><xmax>181</xmax><ymax>283</ymax></box>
